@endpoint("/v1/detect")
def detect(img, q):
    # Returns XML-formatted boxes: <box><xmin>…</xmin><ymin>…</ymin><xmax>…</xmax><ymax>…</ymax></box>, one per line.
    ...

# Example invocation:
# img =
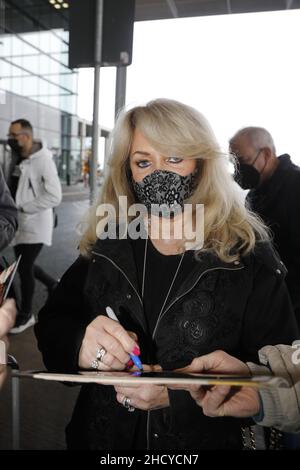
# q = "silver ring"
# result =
<box><xmin>122</xmin><ymin>396</ymin><xmax>135</xmax><ymax>412</ymax></box>
<box><xmin>96</xmin><ymin>346</ymin><xmax>107</xmax><ymax>362</ymax></box>
<box><xmin>91</xmin><ymin>359</ymin><xmax>99</xmax><ymax>370</ymax></box>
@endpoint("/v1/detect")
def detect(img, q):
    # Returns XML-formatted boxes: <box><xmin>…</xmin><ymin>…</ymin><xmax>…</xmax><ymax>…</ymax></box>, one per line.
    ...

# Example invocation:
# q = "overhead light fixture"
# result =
<box><xmin>49</xmin><ymin>0</ymin><xmax>69</xmax><ymax>9</ymax></box>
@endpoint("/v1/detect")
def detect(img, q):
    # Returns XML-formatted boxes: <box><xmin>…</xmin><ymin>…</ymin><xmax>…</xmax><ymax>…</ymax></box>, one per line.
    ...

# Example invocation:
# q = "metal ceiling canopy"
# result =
<box><xmin>134</xmin><ymin>0</ymin><xmax>300</xmax><ymax>21</ymax></box>
<box><xmin>3</xmin><ymin>0</ymin><xmax>300</xmax><ymax>33</ymax></box>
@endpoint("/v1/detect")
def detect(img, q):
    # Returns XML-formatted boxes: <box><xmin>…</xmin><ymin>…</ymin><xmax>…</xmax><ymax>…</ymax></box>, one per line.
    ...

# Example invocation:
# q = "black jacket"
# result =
<box><xmin>0</xmin><ymin>166</ymin><xmax>18</xmax><ymax>252</ymax></box>
<box><xmin>35</xmin><ymin>237</ymin><xmax>299</xmax><ymax>450</ymax></box>
<box><xmin>247</xmin><ymin>154</ymin><xmax>300</xmax><ymax>324</ymax></box>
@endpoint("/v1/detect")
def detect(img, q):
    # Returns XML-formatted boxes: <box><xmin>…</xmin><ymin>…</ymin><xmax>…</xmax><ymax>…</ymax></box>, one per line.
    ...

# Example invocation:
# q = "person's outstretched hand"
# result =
<box><xmin>172</xmin><ymin>350</ymin><xmax>261</xmax><ymax>418</ymax></box>
<box><xmin>0</xmin><ymin>298</ymin><xmax>16</xmax><ymax>338</ymax></box>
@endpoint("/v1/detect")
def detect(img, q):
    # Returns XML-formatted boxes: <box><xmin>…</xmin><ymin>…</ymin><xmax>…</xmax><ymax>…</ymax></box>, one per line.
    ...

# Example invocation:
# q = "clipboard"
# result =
<box><xmin>0</xmin><ymin>255</ymin><xmax>21</xmax><ymax>306</ymax></box>
<box><xmin>15</xmin><ymin>369</ymin><xmax>286</xmax><ymax>388</ymax></box>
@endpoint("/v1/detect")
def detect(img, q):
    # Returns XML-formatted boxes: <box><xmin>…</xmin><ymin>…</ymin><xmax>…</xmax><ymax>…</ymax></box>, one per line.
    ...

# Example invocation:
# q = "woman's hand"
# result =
<box><xmin>115</xmin><ymin>383</ymin><xmax>169</xmax><ymax>411</ymax></box>
<box><xmin>171</xmin><ymin>350</ymin><xmax>260</xmax><ymax>418</ymax></box>
<box><xmin>78</xmin><ymin>315</ymin><xmax>140</xmax><ymax>371</ymax></box>
<box><xmin>115</xmin><ymin>364</ymin><xmax>169</xmax><ymax>411</ymax></box>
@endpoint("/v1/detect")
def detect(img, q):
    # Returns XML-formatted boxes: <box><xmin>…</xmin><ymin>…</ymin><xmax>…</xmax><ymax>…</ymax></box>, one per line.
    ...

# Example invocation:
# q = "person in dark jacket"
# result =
<box><xmin>0</xmin><ymin>167</ymin><xmax>17</xmax><ymax>387</ymax></box>
<box><xmin>0</xmin><ymin>298</ymin><xmax>16</xmax><ymax>389</ymax></box>
<box><xmin>0</xmin><ymin>166</ymin><xmax>18</xmax><ymax>252</ymax></box>
<box><xmin>230</xmin><ymin>127</ymin><xmax>300</xmax><ymax>326</ymax></box>
<box><xmin>35</xmin><ymin>99</ymin><xmax>299</xmax><ymax>450</ymax></box>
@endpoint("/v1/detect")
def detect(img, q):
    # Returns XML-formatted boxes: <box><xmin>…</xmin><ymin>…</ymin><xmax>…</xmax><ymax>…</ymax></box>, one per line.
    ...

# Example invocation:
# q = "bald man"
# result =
<box><xmin>230</xmin><ymin>127</ymin><xmax>300</xmax><ymax>326</ymax></box>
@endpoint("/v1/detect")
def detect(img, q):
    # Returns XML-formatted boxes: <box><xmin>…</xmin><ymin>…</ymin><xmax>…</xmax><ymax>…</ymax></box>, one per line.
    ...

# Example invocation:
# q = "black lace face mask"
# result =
<box><xmin>132</xmin><ymin>169</ymin><xmax>197</xmax><ymax>217</ymax></box>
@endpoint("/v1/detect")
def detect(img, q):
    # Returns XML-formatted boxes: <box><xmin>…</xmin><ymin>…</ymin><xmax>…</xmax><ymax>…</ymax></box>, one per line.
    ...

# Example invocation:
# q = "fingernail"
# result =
<box><xmin>132</xmin><ymin>346</ymin><xmax>140</xmax><ymax>356</ymax></box>
<box><xmin>126</xmin><ymin>359</ymin><xmax>134</xmax><ymax>367</ymax></box>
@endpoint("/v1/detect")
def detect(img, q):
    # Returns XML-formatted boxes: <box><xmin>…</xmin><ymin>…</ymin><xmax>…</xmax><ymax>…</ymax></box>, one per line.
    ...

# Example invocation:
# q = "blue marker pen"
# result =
<box><xmin>106</xmin><ymin>306</ymin><xmax>143</xmax><ymax>371</ymax></box>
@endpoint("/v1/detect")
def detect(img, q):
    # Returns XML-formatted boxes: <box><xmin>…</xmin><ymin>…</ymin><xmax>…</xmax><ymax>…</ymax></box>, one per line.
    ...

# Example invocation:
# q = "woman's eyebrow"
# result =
<box><xmin>132</xmin><ymin>151</ymin><xmax>151</xmax><ymax>157</ymax></box>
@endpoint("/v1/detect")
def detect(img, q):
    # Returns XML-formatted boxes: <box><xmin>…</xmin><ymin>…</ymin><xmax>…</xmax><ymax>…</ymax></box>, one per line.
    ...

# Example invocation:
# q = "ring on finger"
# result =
<box><xmin>91</xmin><ymin>359</ymin><xmax>100</xmax><ymax>370</ymax></box>
<box><xmin>122</xmin><ymin>396</ymin><xmax>135</xmax><ymax>412</ymax></box>
<box><xmin>96</xmin><ymin>346</ymin><xmax>107</xmax><ymax>362</ymax></box>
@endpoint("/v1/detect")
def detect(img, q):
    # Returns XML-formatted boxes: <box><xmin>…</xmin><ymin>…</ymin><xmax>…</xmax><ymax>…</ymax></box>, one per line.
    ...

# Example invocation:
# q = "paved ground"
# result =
<box><xmin>0</xmin><ymin>184</ymin><xmax>91</xmax><ymax>450</ymax></box>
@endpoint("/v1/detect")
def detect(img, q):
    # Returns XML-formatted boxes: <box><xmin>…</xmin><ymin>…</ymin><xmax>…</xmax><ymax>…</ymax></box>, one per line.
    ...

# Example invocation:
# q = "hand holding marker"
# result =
<box><xmin>106</xmin><ymin>306</ymin><xmax>143</xmax><ymax>371</ymax></box>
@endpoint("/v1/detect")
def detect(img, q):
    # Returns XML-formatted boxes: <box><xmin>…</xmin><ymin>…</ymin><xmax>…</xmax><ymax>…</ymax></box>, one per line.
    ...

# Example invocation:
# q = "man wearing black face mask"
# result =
<box><xmin>7</xmin><ymin>124</ymin><xmax>28</xmax><ymax>200</ymax></box>
<box><xmin>6</xmin><ymin>119</ymin><xmax>62</xmax><ymax>334</ymax></box>
<box><xmin>230</xmin><ymin>126</ymin><xmax>300</xmax><ymax>326</ymax></box>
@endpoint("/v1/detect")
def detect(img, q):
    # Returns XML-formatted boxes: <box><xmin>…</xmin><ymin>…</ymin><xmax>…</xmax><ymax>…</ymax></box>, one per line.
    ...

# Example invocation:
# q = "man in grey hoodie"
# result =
<box><xmin>7</xmin><ymin>119</ymin><xmax>62</xmax><ymax>334</ymax></box>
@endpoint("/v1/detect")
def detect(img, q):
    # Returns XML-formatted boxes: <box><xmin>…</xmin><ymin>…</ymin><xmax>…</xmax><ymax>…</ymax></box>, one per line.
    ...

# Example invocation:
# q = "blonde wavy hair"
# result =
<box><xmin>79</xmin><ymin>98</ymin><xmax>269</xmax><ymax>262</ymax></box>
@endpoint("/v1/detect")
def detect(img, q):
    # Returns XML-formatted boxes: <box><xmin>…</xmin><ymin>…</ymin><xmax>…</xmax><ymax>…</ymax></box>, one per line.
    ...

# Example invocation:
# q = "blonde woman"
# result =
<box><xmin>35</xmin><ymin>99</ymin><xmax>298</xmax><ymax>450</ymax></box>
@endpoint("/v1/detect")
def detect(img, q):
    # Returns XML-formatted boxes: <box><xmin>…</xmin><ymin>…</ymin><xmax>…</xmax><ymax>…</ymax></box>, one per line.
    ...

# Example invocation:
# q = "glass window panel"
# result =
<box><xmin>39</xmin><ymin>54</ymin><xmax>51</xmax><ymax>76</ymax></box>
<box><xmin>39</xmin><ymin>31</ymin><xmax>51</xmax><ymax>53</ymax></box>
<box><xmin>21</xmin><ymin>75</ymin><xmax>39</xmax><ymax>97</ymax></box>
<box><xmin>8</xmin><ymin>53</ymin><xmax>39</xmax><ymax>75</ymax></box>
<box><xmin>60</xmin><ymin>74</ymin><xmax>73</xmax><ymax>92</ymax></box>
<box><xmin>42</xmin><ymin>73</ymin><xmax>63</xmax><ymax>86</ymax></box>
<box><xmin>51</xmin><ymin>51</ymin><xmax>69</xmax><ymax>66</ymax></box>
<box><xmin>0</xmin><ymin>78</ymin><xmax>11</xmax><ymax>92</ymax></box>
<box><xmin>47</xmin><ymin>59</ymin><xmax>61</xmax><ymax>77</ymax></box>
<box><xmin>0</xmin><ymin>59</ymin><xmax>12</xmax><ymax>76</ymax></box>
<box><xmin>23</xmin><ymin>31</ymin><xmax>41</xmax><ymax>50</ymax></box>
<box><xmin>9</xmin><ymin>77</ymin><xmax>23</xmax><ymax>95</ymax></box>
<box><xmin>11</xmin><ymin>35</ymin><xmax>24</xmax><ymax>55</ymax></box>
<box><xmin>48</xmin><ymin>95</ymin><xmax>60</xmax><ymax>109</ymax></box>
<box><xmin>1</xmin><ymin>61</ymin><xmax>26</xmax><ymax>77</ymax></box>
<box><xmin>71</xmin><ymin>137</ymin><xmax>80</xmax><ymax>151</ymax></box>
<box><xmin>38</xmin><ymin>95</ymin><xmax>50</xmax><ymax>107</ymax></box>
<box><xmin>52</xmin><ymin>28</ymin><xmax>67</xmax><ymax>42</ymax></box>
<box><xmin>49</xmin><ymin>33</ymin><xmax>63</xmax><ymax>53</ymax></box>
<box><xmin>2</xmin><ymin>34</ymin><xmax>13</xmax><ymax>56</ymax></box>
<box><xmin>37</xmin><ymin>79</ymin><xmax>51</xmax><ymax>97</ymax></box>
<box><xmin>61</xmin><ymin>95</ymin><xmax>76</xmax><ymax>115</ymax></box>
<box><xmin>16</xmin><ymin>34</ymin><xmax>37</xmax><ymax>56</ymax></box>
<box><xmin>1</xmin><ymin>11</ymin><xmax>76</xmax><ymax>114</ymax></box>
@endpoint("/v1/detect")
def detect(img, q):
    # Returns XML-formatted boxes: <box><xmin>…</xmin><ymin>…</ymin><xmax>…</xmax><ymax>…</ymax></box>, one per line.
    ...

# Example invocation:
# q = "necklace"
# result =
<box><xmin>141</xmin><ymin>236</ymin><xmax>185</xmax><ymax>335</ymax></box>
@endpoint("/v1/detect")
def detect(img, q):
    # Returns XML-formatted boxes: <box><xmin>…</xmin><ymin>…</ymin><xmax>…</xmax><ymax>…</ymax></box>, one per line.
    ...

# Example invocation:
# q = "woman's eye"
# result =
<box><xmin>166</xmin><ymin>156</ymin><xmax>183</xmax><ymax>163</ymax></box>
<box><xmin>136</xmin><ymin>160</ymin><xmax>151</xmax><ymax>168</ymax></box>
